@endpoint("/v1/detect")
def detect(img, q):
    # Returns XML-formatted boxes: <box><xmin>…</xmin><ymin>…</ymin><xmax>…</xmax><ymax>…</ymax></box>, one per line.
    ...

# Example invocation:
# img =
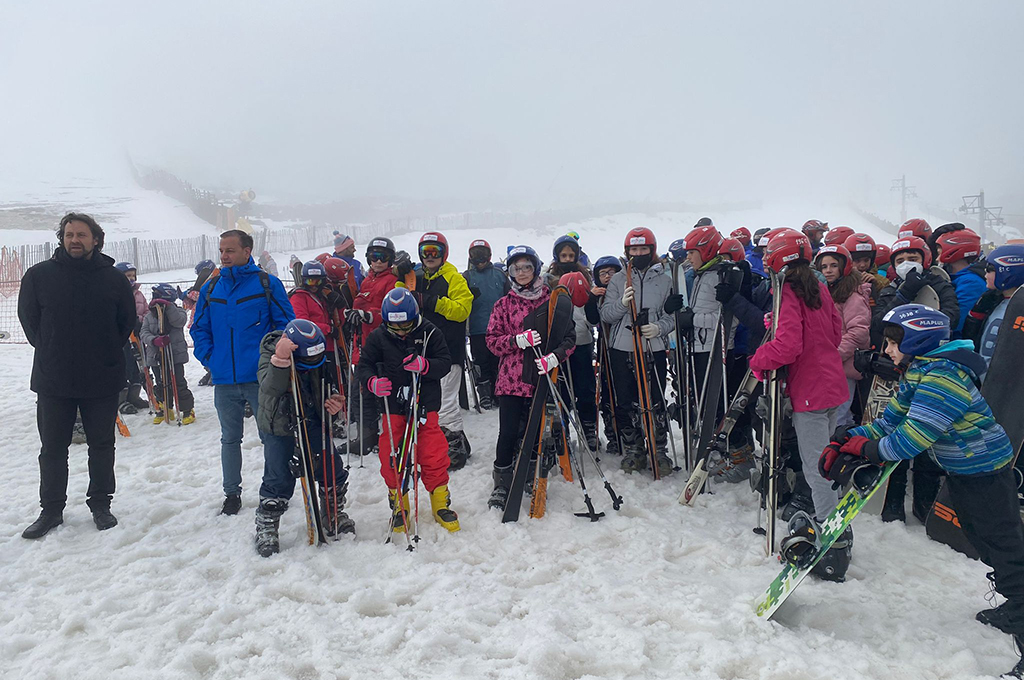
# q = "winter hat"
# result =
<box><xmin>333</xmin><ymin>231</ymin><xmax>355</xmax><ymax>251</ymax></box>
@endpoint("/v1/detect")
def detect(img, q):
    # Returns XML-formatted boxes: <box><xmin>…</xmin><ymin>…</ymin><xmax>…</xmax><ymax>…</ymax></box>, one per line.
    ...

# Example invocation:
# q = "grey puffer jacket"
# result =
<box><xmin>140</xmin><ymin>303</ymin><xmax>190</xmax><ymax>367</ymax></box>
<box><xmin>257</xmin><ymin>330</ymin><xmax>336</xmax><ymax>437</ymax></box>
<box><xmin>599</xmin><ymin>261</ymin><xmax>674</xmax><ymax>353</ymax></box>
<box><xmin>689</xmin><ymin>262</ymin><xmax>738</xmax><ymax>354</ymax></box>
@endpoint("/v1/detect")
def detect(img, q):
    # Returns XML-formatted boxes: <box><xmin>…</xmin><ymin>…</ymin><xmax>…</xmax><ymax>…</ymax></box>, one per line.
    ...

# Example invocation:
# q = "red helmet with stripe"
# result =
<box><xmin>824</xmin><ymin>226</ymin><xmax>855</xmax><ymax>246</ymax></box>
<box><xmin>314</xmin><ymin>252</ymin><xmax>331</xmax><ymax>264</ymax></box>
<box><xmin>729</xmin><ymin>227</ymin><xmax>752</xmax><ymax>247</ymax></box>
<box><xmin>623</xmin><ymin>226</ymin><xmax>657</xmax><ymax>253</ymax></box>
<box><xmin>844</xmin><ymin>233</ymin><xmax>877</xmax><ymax>262</ymax></box>
<box><xmin>891</xmin><ymin>236</ymin><xmax>933</xmax><ymax>269</ymax></box>
<box><xmin>936</xmin><ymin>228</ymin><xmax>981</xmax><ymax>264</ymax></box>
<box><xmin>719</xmin><ymin>238</ymin><xmax>746</xmax><ymax>263</ymax></box>
<box><xmin>765</xmin><ymin>230</ymin><xmax>813</xmax><ymax>273</ymax></box>
<box><xmin>897</xmin><ymin>218</ymin><xmax>932</xmax><ymax>241</ymax></box>
<box><xmin>802</xmin><ymin>219</ymin><xmax>829</xmax><ymax>236</ymax></box>
<box><xmin>814</xmin><ymin>244</ymin><xmax>853</xmax><ymax>277</ymax></box>
<box><xmin>323</xmin><ymin>256</ymin><xmax>351</xmax><ymax>282</ymax></box>
<box><xmin>559</xmin><ymin>271</ymin><xmax>590</xmax><ymax>307</ymax></box>
<box><xmin>875</xmin><ymin>244</ymin><xmax>891</xmax><ymax>267</ymax></box>
<box><xmin>682</xmin><ymin>225</ymin><xmax>724</xmax><ymax>263</ymax></box>
<box><xmin>758</xmin><ymin>227</ymin><xmax>800</xmax><ymax>248</ymax></box>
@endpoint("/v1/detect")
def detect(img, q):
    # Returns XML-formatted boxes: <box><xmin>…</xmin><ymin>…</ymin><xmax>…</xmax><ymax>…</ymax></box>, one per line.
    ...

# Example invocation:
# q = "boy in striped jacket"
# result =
<box><xmin>820</xmin><ymin>303</ymin><xmax>1024</xmax><ymax>639</ymax></box>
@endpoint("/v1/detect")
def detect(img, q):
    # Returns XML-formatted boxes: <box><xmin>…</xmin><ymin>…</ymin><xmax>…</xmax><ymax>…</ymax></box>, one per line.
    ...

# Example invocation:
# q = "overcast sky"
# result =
<box><xmin>2</xmin><ymin>1</ymin><xmax>1022</xmax><ymax>210</ymax></box>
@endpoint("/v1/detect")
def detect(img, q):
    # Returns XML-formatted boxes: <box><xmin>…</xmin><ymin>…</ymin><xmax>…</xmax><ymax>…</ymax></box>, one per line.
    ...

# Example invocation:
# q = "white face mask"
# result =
<box><xmin>895</xmin><ymin>260</ymin><xmax>924</xmax><ymax>281</ymax></box>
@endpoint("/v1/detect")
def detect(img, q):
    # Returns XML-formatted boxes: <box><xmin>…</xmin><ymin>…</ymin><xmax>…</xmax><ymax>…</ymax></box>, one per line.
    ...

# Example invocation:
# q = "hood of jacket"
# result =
<box><xmin>920</xmin><ymin>339</ymin><xmax>987</xmax><ymax>383</ymax></box>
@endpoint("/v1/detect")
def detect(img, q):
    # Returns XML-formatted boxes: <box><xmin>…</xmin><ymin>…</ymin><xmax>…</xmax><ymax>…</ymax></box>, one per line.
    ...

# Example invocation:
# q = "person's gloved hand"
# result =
<box><xmin>715</xmin><ymin>278</ymin><xmax>739</xmax><ymax>304</ymax></box>
<box><xmin>621</xmin><ymin>286</ymin><xmax>635</xmax><ymax>306</ymax></box>
<box><xmin>186</xmin><ymin>290</ymin><xmax>200</xmax><ymax>302</ymax></box>
<box><xmin>150</xmin><ymin>298</ymin><xmax>171</xmax><ymax>309</ymax></box>
<box><xmin>898</xmin><ymin>268</ymin><xmax>927</xmax><ymax>300</ymax></box>
<box><xmin>270</xmin><ymin>335</ymin><xmax>297</xmax><ymax>367</ymax></box>
<box><xmin>839</xmin><ymin>435</ymin><xmax>881</xmax><ymax>463</ymax></box>
<box><xmin>664</xmin><ymin>293</ymin><xmax>685</xmax><ymax>314</ymax></box>
<box><xmin>515</xmin><ymin>330</ymin><xmax>542</xmax><ymax>349</ymax></box>
<box><xmin>346</xmin><ymin>309</ymin><xmax>371</xmax><ymax>324</ymax></box>
<box><xmin>831</xmin><ymin>426</ymin><xmax>853</xmax><ymax>446</ymax></box>
<box><xmin>402</xmin><ymin>353</ymin><xmax>429</xmax><ymax>374</ymax></box>
<box><xmin>641</xmin><ymin>323</ymin><xmax>660</xmax><ymax>339</ymax></box>
<box><xmin>325</xmin><ymin>394</ymin><xmax>346</xmax><ymax>415</ymax></box>
<box><xmin>470</xmin><ymin>286</ymin><xmax>481</xmax><ymax>299</ymax></box>
<box><xmin>393</xmin><ymin>251</ymin><xmax>413</xmax><ymax>277</ymax></box>
<box><xmin>676</xmin><ymin>308</ymin><xmax>695</xmax><ymax>330</ymax></box>
<box><xmin>817</xmin><ymin>441</ymin><xmax>844</xmax><ymax>480</ymax></box>
<box><xmin>763</xmin><ymin>312</ymin><xmax>773</xmax><ymax>330</ymax></box>
<box><xmin>368</xmin><ymin>376</ymin><xmax>392</xmax><ymax>397</ymax></box>
<box><xmin>152</xmin><ymin>335</ymin><xmax>170</xmax><ymax>348</ymax></box>
<box><xmin>535</xmin><ymin>352</ymin><xmax>558</xmax><ymax>374</ymax></box>
<box><xmin>853</xmin><ymin>349</ymin><xmax>874</xmax><ymax>377</ymax></box>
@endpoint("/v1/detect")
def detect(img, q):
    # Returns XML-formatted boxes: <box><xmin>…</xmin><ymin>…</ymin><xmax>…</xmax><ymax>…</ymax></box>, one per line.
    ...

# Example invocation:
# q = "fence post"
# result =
<box><xmin>132</xmin><ymin>238</ymin><xmax>139</xmax><ymax>272</ymax></box>
<box><xmin>152</xmin><ymin>241</ymin><xmax>160</xmax><ymax>271</ymax></box>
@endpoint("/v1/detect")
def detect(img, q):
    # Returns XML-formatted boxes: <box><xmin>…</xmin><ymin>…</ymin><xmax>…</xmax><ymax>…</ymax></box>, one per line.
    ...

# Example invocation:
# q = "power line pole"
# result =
<box><xmin>891</xmin><ymin>174</ymin><xmax>916</xmax><ymax>224</ymax></box>
<box><xmin>960</xmin><ymin>190</ymin><xmax>1006</xmax><ymax>244</ymax></box>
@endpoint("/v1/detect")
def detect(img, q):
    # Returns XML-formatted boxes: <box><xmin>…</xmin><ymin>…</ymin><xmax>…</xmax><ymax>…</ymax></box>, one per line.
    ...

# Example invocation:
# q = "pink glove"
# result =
<box><xmin>186</xmin><ymin>290</ymin><xmax>200</xmax><ymax>302</ymax></box>
<box><xmin>368</xmin><ymin>376</ymin><xmax>392</xmax><ymax>397</ymax></box>
<box><xmin>274</xmin><ymin>335</ymin><xmax>297</xmax><ymax>361</ymax></box>
<box><xmin>535</xmin><ymin>352</ymin><xmax>558</xmax><ymax>374</ymax></box>
<box><xmin>152</xmin><ymin>335</ymin><xmax>171</xmax><ymax>348</ymax></box>
<box><xmin>150</xmin><ymin>298</ymin><xmax>170</xmax><ymax>308</ymax></box>
<box><xmin>752</xmin><ymin>368</ymin><xmax>764</xmax><ymax>382</ymax></box>
<box><xmin>403</xmin><ymin>354</ymin><xmax>429</xmax><ymax>374</ymax></box>
<box><xmin>515</xmin><ymin>330</ymin><xmax>542</xmax><ymax>349</ymax></box>
<box><xmin>763</xmin><ymin>312</ymin><xmax>773</xmax><ymax>330</ymax></box>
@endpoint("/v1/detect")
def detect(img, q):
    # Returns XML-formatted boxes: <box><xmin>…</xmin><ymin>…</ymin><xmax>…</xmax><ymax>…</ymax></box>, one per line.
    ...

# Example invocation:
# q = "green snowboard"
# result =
<box><xmin>755</xmin><ymin>462</ymin><xmax>898</xmax><ymax>619</ymax></box>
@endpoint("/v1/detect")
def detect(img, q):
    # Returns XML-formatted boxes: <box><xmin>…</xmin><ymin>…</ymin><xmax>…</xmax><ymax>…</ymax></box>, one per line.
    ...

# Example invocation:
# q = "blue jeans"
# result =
<box><xmin>214</xmin><ymin>382</ymin><xmax>262</xmax><ymax>496</ymax></box>
<box><xmin>261</xmin><ymin>427</ymin><xmax>350</xmax><ymax>501</ymax></box>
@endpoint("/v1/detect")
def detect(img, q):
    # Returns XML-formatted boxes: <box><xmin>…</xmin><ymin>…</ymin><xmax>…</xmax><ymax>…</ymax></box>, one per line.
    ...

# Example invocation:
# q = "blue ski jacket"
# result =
<box><xmin>191</xmin><ymin>259</ymin><xmax>295</xmax><ymax>385</ymax></box>
<box><xmin>950</xmin><ymin>264</ymin><xmax>988</xmax><ymax>336</ymax></box>
<box><xmin>464</xmin><ymin>263</ymin><xmax>511</xmax><ymax>336</ymax></box>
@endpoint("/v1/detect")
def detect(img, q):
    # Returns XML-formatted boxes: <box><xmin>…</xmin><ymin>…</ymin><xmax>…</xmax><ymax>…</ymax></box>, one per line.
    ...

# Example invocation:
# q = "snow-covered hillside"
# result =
<box><xmin>0</xmin><ymin>341</ymin><xmax>1016</xmax><ymax>679</ymax></box>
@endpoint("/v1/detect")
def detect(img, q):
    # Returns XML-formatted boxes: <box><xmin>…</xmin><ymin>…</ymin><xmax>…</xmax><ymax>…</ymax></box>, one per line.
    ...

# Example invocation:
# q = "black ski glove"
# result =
<box><xmin>897</xmin><ymin>268</ymin><xmax>927</xmax><ymax>301</ymax></box>
<box><xmin>715</xmin><ymin>279</ymin><xmax>738</xmax><ymax>304</ymax></box>
<box><xmin>831</xmin><ymin>426</ymin><xmax>853</xmax><ymax>446</ymax></box>
<box><xmin>393</xmin><ymin>251</ymin><xmax>413</xmax><ymax>277</ymax></box>
<box><xmin>676</xmin><ymin>308</ymin><xmax>695</xmax><ymax>330</ymax></box>
<box><xmin>853</xmin><ymin>349</ymin><xmax>874</xmax><ymax>377</ymax></box>
<box><xmin>664</xmin><ymin>293</ymin><xmax>686</xmax><ymax>315</ymax></box>
<box><xmin>470</xmin><ymin>286</ymin><xmax>481</xmax><ymax>299</ymax></box>
<box><xmin>871</xmin><ymin>354</ymin><xmax>902</xmax><ymax>381</ymax></box>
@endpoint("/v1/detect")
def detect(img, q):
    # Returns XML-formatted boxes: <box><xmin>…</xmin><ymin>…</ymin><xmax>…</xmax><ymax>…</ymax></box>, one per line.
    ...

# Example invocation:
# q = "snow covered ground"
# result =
<box><xmin>0</xmin><ymin>340</ymin><xmax>1017</xmax><ymax>680</ymax></box>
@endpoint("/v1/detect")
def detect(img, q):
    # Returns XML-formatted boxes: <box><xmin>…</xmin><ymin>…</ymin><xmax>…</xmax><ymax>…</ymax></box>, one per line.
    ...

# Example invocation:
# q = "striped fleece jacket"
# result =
<box><xmin>850</xmin><ymin>340</ymin><xmax>1013</xmax><ymax>475</ymax></box>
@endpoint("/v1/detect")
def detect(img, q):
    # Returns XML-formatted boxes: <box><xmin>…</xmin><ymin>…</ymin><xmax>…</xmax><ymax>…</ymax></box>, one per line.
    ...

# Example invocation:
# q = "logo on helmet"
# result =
<box><xmin>387</xmin><ymin>311</ymin><xmax>410</xmax><ymax>322</ymax></box>
<box><xmin>371</xmin><ymin>240</ymin><xmax>388</xmax><ymax>248</ymax></box>
<box><xmin>994</xmin><ymin>254</ymin><xmax>1024</xmax><ymax>267</ymax></box>
<box><xmin>629</xmin><ymin>236</ymin><xmax>647</xmax><ymax>245</ymax></box>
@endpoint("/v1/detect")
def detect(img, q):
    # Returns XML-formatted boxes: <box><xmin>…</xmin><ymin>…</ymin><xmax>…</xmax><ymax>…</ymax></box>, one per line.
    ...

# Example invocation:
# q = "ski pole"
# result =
<box><xmin>378</xmin><ymin>362</ymin><xmax>413</xmax><ymax>549</ymax></box>
<box><xmin>645</xmin><ymin>345</ymin><xmax>680</xmax><ymax>470</ymax></box>
<box><xmin>289</xmin><ymin>360</ymin><xmax>326</xmax><ymax>546</ymax></box>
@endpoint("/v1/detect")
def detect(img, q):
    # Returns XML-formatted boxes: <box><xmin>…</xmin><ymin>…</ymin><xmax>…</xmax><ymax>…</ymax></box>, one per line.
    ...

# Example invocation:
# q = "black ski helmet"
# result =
<box><xmin>366</xmin><ymin>236</ymin><xmax>396</xmax><ymax>265</ymax></box>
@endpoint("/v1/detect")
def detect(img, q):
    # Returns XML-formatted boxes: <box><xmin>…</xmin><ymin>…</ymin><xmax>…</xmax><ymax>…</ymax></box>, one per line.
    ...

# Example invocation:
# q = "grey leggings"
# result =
<box><xmin>792</xmin><ymin>407</ymin><xmax>840</xmax><ymax>520</ymax></box>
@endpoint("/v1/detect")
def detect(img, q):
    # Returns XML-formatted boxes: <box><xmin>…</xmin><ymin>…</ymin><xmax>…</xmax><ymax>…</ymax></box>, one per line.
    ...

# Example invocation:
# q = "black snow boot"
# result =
<box><xmin>22</xmin><ymin>509</ymin><xmax>64</xmax><ymax>539</ymax></box>
<box><xmin>488</xmin><ymin>464</ymin><xmax>514</xmax><ymax>510</ymax></box>
<box><xmin>254</xmin><ymin>498</ymin><xmax>287</xmax><ymax>557</ymax></box>
<box><xmin>92</xmin><ymin>507</ymin><xmax>118</xmax><ymax>531</ymax></box>
<box><xmin>781</xmin><ymin>491</ymin><xmax>815</xmax><ymax>523</ymax></box>
<box><xmin>118</xmin><ymin>388</ymin><xmax>138</xmax><ymax>415</ymax></box>
<box><xmin>221</xmin><ymin>493</ymin><xmax>242</xmax><ymax>516</ymax></box>
<box><xmin>881</xmin><ymin>488</ymin><xmax>907</xmax><ymax>523</ymax></box>
<box><xmin>320</xmin><ymin>483</ymin><xmax>356</xmax><ymax>537</ymax></box>
<box><xmin>811</xmin><ymin>525</ymin><xmax>853</xmax><ymax>582</ymax></box>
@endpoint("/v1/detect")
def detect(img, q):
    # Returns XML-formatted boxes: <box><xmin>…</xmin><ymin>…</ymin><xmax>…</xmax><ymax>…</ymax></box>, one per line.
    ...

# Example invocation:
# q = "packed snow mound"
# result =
<box><xmin>0</xmin><ymin>344</ymin><xmax>1014</xmax><ymax>679</ymax></box>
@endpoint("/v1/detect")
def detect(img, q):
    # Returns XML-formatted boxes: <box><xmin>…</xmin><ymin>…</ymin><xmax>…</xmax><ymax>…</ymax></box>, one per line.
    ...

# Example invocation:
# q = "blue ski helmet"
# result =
<box><xmin>151</xmin><ymin>283</ymin><xmax>178</xmax><ymax>302</ymax></box>
<box><xmin>301</xmin><ymin>260</ymin><xmax>327</xmax><ymax>280</ymax></box>
<box><xmin>115</xmin><ymin>261</ymin><xmax>136</xmax><ymax>274</ymax></box>
<box><xmin>592</xmin><ymin>255</ymin><xmax>623</xmax><ymax>279</ymax></box>
<box><xmin>506</xmin><ymin>245</ymin><xmax>542</xmax><ymax>275</ymax></box>
<box><xmin>552</xmin><ymin>234</ymin><xmax>580</xmax><ymax>262</ymax></box>
<box><xmin>882</xmin><ymin>304</ymin><xmax>950</xmax><ymax>357</ymax></box>
<box><xmin>195</xmin><ymin>259</ymin><xmax>215</xmax><ymax>275</ymax></box>
<box><xmin>668</xmin><ymin>239</ymin><xmax>687</xmax><ymax>263</ymax></box>
<box><xmin>284</xmin><ymin>319</ymin><xmax>326</xmax><ymax>370</ymax></box>
<box><xmin>381</xmin><ymin>288</ymin><xmax>420</xmax><ymax>333</ymax></box>
<box><xmin>987</xmin><ymin>244</ymin><xmax>1024</xmax><ymax>291</ymax></box>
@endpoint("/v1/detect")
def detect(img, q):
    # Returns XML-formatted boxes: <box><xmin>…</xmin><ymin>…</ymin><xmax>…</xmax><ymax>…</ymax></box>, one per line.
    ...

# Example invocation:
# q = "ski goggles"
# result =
<box><xmin>385</xmin><ymin>320</ymin><xmax>417</xmax><ymax>335</ymax></box>
<box><xmin>303</xmin><ymin>277</ymin><xmax>324</xmax><ymax>287</ymax></box>
<box><xmin>419</xmin><ymin>245</ymin><xmax>443</xmax><ymax>259</ymax></box>
<box><xmin>510</xmin><ymin>262</ymin><xmax>535</xmax><ymax>274</ymax></box>
<box><xmin>368</xmin><ymin>251</ymin><xmax>391</xmax><ymax>262</ymax></box>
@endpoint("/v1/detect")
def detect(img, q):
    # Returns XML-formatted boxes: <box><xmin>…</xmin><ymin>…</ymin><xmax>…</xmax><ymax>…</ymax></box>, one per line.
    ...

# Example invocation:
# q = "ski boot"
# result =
<box><xmin>153</xmin><ymin>403</ymin><xmax>166</xmax><ymax>425</ymax></box>
<box><xmin>389</xmin><ymin>489</ymin><xmax>411</xmax><ymax>533</ymax></box>
<box><xmin>180</xmin><ymin>410</ymin><xmax>196</xmax><ymax>426</ymax></box>
<box><xmin>780</xmin><ymin>511</ymin><xmax>823</xmax><ymax>569</ymax></box>
<box><xmin>243</xmin><ymin>402</ymin><xmax>254</xmax><ymax>419</ymax></box>
<box><xmin>254</xmin><ymin>498</ymin><xmax>287</xmax><ymax>557</ymax></box>
<box><xmin>444</xmin><ymin>427</ymin><xmax>472</xmax><ymax>471</ymax></box>
<box><xmin>488</xmin><ymin>464</ymin><xmax>514</xmax><ymax>510</ymax></box>
<box><xmin>620</xmin><ymin>437</ymin><xmax>648</xmax><ymax>473</ymax></box>
<box><xmin>126</xmin><ymin>383</ymin><xmax>149</xmax><ymax>411</ymax></box>
<box><xmin>655</xmin><ymin>452</ymin><xmax>675</xmax><ymax>477</ymax></box>
<box><xmin>811</xmin><ymin>525</ymin><xmax>853</xmax><ymax>582</ymax></box>
<box><xmin>582</xmin><ymin>420</ymin><xmax>600</xmax><ymax>454</ymax></box>
<box><xmin>429</xmin><ymin>485</ymin><xmax>460</xmax><ymax>532</ymax></box>
<box><xmin>781</xmin><ymin>491</ymin><xmax>815</xmax><ymax>523</ymax></box>
<box><xmin>320</xmin><ymin>483</ymin><xmax>356</xmax><ymax>537</ymax></box>
<box><xmin>118</xmin><ymin>388</ymin><xmax>138</xmax><ymax>415</ymax></box>
<box><xmin>715</xmin><ymin>443</ymin><xmax>755</xmax><ymax>484</ymax></box>
<box><xmin>477</xmin><ymin>380</ymin><xmax>495</xmax><ymax>410</ymax></box>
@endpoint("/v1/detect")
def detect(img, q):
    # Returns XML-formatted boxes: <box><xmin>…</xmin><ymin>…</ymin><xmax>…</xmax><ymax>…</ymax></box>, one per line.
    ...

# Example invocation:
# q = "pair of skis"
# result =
<box><xmin>380</xmin><ymin>346</ymin><xmax>427</xmax><ymax>550</ymax></box>
<box><xmin>154</xmin><ymin>304</ymin><xmax>181</xmax><ymax>426</ymax></box>
<box><xmin>623</xmin><ymin>261</ymin><xmax>666</xmax><ymax>478</ymax></box>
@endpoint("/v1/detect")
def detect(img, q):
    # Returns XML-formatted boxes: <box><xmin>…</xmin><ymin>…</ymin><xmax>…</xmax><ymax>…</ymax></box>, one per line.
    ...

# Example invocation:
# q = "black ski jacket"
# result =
<box><xmin>870</xmin><ymin>274</ymin><xmax>959</xmax><ymax>349</ymax></box>
<box><xmin>356</xmin><ymin>318</ymin><xmax>452</xmax><ymax>417</ymax></box>
<box><xmin>19</xmin><ymin>247</ymin><xmax>136</xmax><ymax>398</ymax></box>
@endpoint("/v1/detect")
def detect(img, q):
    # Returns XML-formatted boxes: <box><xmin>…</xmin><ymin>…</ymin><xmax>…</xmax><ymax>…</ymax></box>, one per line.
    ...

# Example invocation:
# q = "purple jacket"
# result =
<box><xmin>486</xmin><ymin>287</ymin><xmax>575</xmax><ymax>398</ymax></box>
<box><xmin>750</xmin><ymin>280</ymin><xmax>848</xmax><ymax>413</ymax></box>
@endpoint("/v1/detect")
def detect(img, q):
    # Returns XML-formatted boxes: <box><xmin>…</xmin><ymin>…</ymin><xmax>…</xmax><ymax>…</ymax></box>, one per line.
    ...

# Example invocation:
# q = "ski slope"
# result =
<box><xmin>0</xmin><ymin>340</ymin><xmax>1016</xmax><ymax>680</ymax></box>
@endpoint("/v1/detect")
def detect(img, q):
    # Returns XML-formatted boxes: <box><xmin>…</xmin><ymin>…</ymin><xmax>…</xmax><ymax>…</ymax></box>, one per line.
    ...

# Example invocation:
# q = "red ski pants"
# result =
<box><xmin>378</xmin><ymin>410</ymin><xmax>450</xmax><ymax>492</ymax></box>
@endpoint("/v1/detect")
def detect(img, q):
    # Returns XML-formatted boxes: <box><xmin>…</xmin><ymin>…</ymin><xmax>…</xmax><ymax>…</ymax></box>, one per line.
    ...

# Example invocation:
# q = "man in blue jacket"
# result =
<box><xmin>462</xmin><ymin>239</ymin><xmax>509</xmax><ymax>409</ymax></box>
<box><xmin>191</xmin><ymin>229</ymin><xmax>294</xmax><ymax>515</ymax></box>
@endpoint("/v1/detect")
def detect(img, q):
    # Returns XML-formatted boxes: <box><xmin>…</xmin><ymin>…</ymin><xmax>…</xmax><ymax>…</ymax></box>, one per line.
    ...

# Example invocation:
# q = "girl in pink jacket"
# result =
<box><xmin>750</xmin><ymin>232</ymin><xmax>848</xmax><ymax>531</ymax></box>
<box><xmin>815</xmin><ymin>245</ymin><xmax>871</xmax><ymax>427</ymax></box>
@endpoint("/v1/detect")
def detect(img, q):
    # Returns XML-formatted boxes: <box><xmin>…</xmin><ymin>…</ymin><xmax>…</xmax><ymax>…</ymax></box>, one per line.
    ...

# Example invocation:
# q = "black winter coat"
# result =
<box><xmin>18</xmin><ymin>247</ymin><xmax>136</xmax><ymax>398</ymax></box>
<box><xmin>355</xmin><ymin>319</ymin><xmax>452</xmax><ymax>417</ymax></box>
<box><xmin>870</xmin><ymin>273</ymin><xmax>959</xmax><ymax>349</ymax></box>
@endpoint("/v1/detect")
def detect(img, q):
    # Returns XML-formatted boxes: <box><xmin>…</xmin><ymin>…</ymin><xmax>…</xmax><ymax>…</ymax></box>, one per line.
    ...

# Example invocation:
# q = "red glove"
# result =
<box><xmin>152</xmin><ymin>335</ymin><xmax>171</xmax><ymax>348</ymax></box>
<box><xmin>367</xmin><ymin>376</ymin><xmax>392</xmax><ymax>397</ymax></box>
<box><xmin>150</xmin><ymin>298</ymin><xmax>170</xmax><ymax>308</ymax></box>
<box><xmin>402</xmin><ymin>354</ymin><xmax>429</xmax><ymax>374</ymax></box>
<box><xmin>840</xmin><ymin>436</ymin><xmax>875</xmax><ymax>459</ymax></box>
<box><xmin>817</xmin><ymin>442</ymin><xmax>843</xmax><ymax>480</ymax></box>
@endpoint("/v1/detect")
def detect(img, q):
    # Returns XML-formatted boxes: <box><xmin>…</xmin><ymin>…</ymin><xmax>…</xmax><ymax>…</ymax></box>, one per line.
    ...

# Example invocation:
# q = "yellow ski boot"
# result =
<box><xmin>388</xmin><ymin>489</ymin><xmax>410</xmax><ymax>533</ymax></box>
<box><xmin>181</xmin><ymin>410</ymin><xmax>196</xmax><ymax>425</ymax></box>
<box><xmin>153</xmin><ymin>403</ymin><xmax>165</xmax><ymax>425</ymax></box>
<box><xmin>429</xmin><ymin>485</ymin><xmax>460</xmax><ymax>532</ymax></box>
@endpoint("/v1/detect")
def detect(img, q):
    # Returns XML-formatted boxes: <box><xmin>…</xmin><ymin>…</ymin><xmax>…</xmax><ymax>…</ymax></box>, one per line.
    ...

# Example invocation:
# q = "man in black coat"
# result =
<box><xmin>17</xmin><ymin>213</ymin><xmax>136</xmax><ymax>538</ymax></box>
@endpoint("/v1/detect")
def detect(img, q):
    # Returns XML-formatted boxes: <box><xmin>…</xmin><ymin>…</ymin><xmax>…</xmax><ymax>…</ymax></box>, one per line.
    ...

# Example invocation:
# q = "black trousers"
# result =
<box><xmin>609</xmin><ymin>348</ymin><xmax>667</xmax><ymax>436</ymax></box>
<box><xmin>495</xmin><ymin>395</ymin><xmax>531</xmax><ymax>468</ymax></box>
<box><xmin>469</xmin><ymin>334</ymin><xmax>499</xmax><ymax>386</ymax></box>
<box><xmin>153</xmin><ymin>361</ymin><xmax>195</xmax><ymax>413</ymax></box>
<box><xmin>564</xmin><ymin>342</ymin><xmax>597</xmax><ymax>424</ymax></box>
<box><xmin>37</xmin><ymin>393</ymin><xmax>119</xmax><ymax>512</ymax></box>
<box><xmin>123</xmin><ymin>342</ymin><xmax>141</xmax><ymax>387</ymax></box>
<box><xmin>948</xmin><ymin>466</ymin><xmax>1024</xmax><ymax>601</ymax></box>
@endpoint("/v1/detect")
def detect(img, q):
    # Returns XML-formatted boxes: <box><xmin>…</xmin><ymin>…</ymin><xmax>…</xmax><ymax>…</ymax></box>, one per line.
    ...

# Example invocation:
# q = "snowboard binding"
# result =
<box><xmin>780</xmin><ymin>511</ymin><xmax>822</xmax><ymax>569</ymax></box>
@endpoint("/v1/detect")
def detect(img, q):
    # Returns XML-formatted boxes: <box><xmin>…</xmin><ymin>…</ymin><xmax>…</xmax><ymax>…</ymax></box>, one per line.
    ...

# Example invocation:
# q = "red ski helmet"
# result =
<box><xmin>559</xmin><ymin>271</ymin><xmax>590</xmax><ymax>307</ymax></box>
<box><xmin>890</xmin><ymin>236</ymin><xmax>933</xmax><ymax>269</ymax></box>
<box><xmin>824</xmin><ymin>226</ymin><xmax>855</xmax><ymax>246</ymax></box>
<box><xmin>323</xmin><ymin>256</ymin><xmax>352</xmax><ymax>282</ymax></box>
<box><xmin>719</xmin><ymin>238</ymin><xmax>746</xmax><ymax>263</ymax></box>
<box><xmin>897</xmin><ymin>218</ymin><xmax>932</xmax><ymax>241</ymax></box>
<box><xmin>875</xmin><ymin>244</ymin><xmax>891</xmax><ymax>267</ymax></box>
<box><xmin>844</xmin><ymin>233</ymin><xmax>877</xmax><ymax>262</ymax></box>
<box><xmin>936</xmin><ymin>228</ymin><xmax>981</xmax><ymax>264</ymax></box>
<box><xmin>729</xmin><ymin>227</ymin><xmax>752</xmax><ymax>247</ymax></box>
<box><xmin>801</xmin><ymin>219</ymin><xmax>829</xmax><ymax>237</ymax></box>
<box><xmin>814</xmin><ymin>244</ymin><xmax>853</xmax><ymax>277</ymax></box>
<box><xmin>469</xmin><ymin>239</ymin><xmax>491</xmax><ymax>254</ymax></box>
<box><xmin>764</xmin><ymin>230</ymin><xmax>813</xmax><ymax>273</ymax></box>
<box><xmin>682</xmin><ymin>225</ymin><xmax>724</xmax><ymax>263</ymax></box>
<box><xmin>623</xmin><ymin>226</ymin><xmax>657</xmax><ymax>253</ymax></box>
<box><xmin>418</xmin><ymin>232</ymin><xmax>449</xmax><ymax>263</ymax></box>
<box><xmin>314</xmin><ymin>252</ymin><xmax>331</xmax><ymax>264</ymax></box>
<box><xmin>758</xmin><ymin>227</ymin><xmax>800</xmax><ymax>248</ymax></box>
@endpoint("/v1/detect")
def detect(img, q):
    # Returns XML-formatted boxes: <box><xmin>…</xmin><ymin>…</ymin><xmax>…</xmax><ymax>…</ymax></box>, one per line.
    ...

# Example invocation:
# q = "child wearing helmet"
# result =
<box><xmin>934</xmin><ymin>226</ymin><xmax>987</xmax><ymax>337</ymax></box>
<box><xmin>254</xmin><ymin>319</ymin><xmax>355</xmax><ymax>556</ymax></box>
<box><xmin>963</xmin><ymin>244</ymin><xmax>1024</xmax><ymax>366</ymax></box>
<box><xmin>356</xmin><ymin>288</ymin><xmax>460</xmax><ymax>533</ymax></box>
<box><xmin>586</xmin><ymin>255</ymin><xmax>625</xmax><ymax>454</ymax></box>
<box><xmin>113</xmin><ymin>262</ymin><xmax>151</xmax><ymax>413</ymax></box>
<box><xmin>140</xmin><ymin>283</ymin><xmax>196</xmax><ymax>425</ymax></box>
<box><xmin>819</xmin><ymin>303</ymin><xmax>1023</xmax><ymax>651</ymax></box>
<box><xmin>463</xmin><ymin>239</ymin><xmax>510</xmax><ymax>410</ymax></box>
